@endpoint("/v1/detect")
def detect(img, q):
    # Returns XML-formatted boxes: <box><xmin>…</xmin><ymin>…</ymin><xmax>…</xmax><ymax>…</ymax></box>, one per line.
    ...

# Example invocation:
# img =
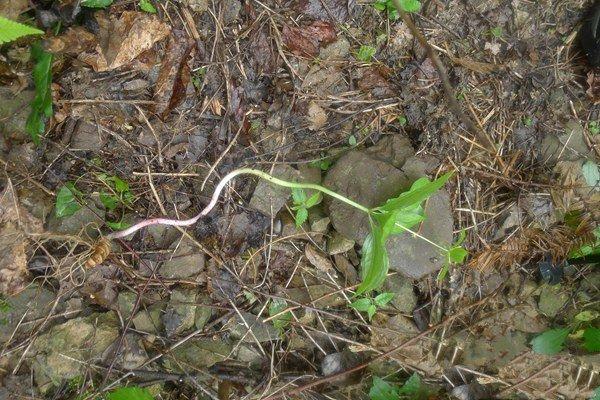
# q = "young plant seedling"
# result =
<box><xmin>104</xmin><ymin>168</ymin><xmax>464</xmax><ymax>294</ymax></box>
<box><xmin>291</xmin><ymin>188</ymin><xmax>321</xmax><ymax>227</ymax></box>
<box><xmin>369</xmin><ymin>373</ymin><xmax>434</xmax><ymax>400</ymax></box>
<box><xmin>350</xmin><ymin>292</ymin><xmax>394</xmax><ymax>321</ymax></box>
<box><xmin>374</xmin><ymin>0</ymin><xmax>421</xmax><ymax>20</ymax></box>
<box><xmin>97</xmin><ymin>174</ymin><xmax>135</xmax><ymax>229</ymax></box>
<box><xmin>269</xmin><ymin>299</ymin><xmax>292</xmax><ymax>334</ymax></box>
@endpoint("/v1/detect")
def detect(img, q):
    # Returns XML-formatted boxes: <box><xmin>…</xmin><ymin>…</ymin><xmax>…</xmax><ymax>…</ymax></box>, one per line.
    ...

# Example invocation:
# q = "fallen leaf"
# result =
<box><xmin>0</xmin><ymin>0</ymin><xmax>28</xmax><ymax>20</ymax></box>
<box><xmin>447</xmin><ymin>54</ymin><xmax>502</xmax><ymax>74</ymax></box>
<box><xmin>43</xmin><ymin>26</ymin><xmax>97</xmax><ymax>55</ymax></box>
<box><xmin>307</xmin><ymin>101</ymin><xmax>327</xmax><ymax>130</ymax></box>
<box><xmin>153</xmin><ymin>29</ymin><xmax>194</xmax><ymax>119</ymax></box>
<box><xmin>0</xmin><ymin>181</ymin><xmax>43</xmax><ymax>295</ymax></box>
<box><xmin>305</xmin><ymin>244</ymin><xmax>334</xmax><ymax>272</ymax></box>
<box><xmin>358</xmin><ymin>67</ymin><xmax>394</xmax><ymax>98</ymax></box>
<box><xmin>282</xmin><ymin>21</ymin><xmax>336</xmax><ymax>57</ymax></box>
<box><xmin>82</xmin><ymin>11</ymin><xmax>170</xmax><ymax>71</ymax></box>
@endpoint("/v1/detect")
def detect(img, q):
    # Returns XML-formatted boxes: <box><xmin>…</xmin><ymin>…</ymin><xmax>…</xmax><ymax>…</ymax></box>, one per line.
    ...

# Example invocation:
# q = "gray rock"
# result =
<box><xmin>324</xmin><ymin>150</ymin><xmax>453</xmax><ymax>278</ymax></box>
<box><xmin>47</xmin><ymin>198</ymin><xmax>105</xmax><ymax>237</ymax></box>
<box><xmin>69</xmin><ymin>120</ymin><xmax>105</xmax><ymax>151</ymax></box>
<box><xmin>133</xmin><ymin>302</ymin><xmax>165</xmax><ymax>334</ymax></box>
<box><xmin>383</xmin><ymin>275</ymin><xmax>416</xmax><ymax>313</ymax></box>
<box><xmin>159</xmin><ymin>238</ymin><xmax>205</xmax><ymax>279</ymax></box>
<box><xmin>117</xmin><ymin>291</ymin><xmax>137</xmax><ymax>318</ymax></box>
<box><xmin>327</xmin><ymin>232</ymin><xmax>355</xmax><ymax>255</ymax></box>
<box><xmin>284</xmin><ymin>284</ymin><xmax>345</xmax><ymax>308</ymax></box>
<box><xmin>323</xmin><ymin>151</ymin><xmax>410</xmax><ymax>243</ymax></box>
<box><xmin>249</xmin><ymin>165</ymin><xmax>301</xmax><ymax>217</ymax></box>
<box><xmin>539</xmin><ymin>120</ymin><xmax>594</xmax><ymax>166</ymax></box>
<box><xmin>319</xmin><ymin>37</ymin><xmax>350</xmax><ymax>60</ymax></box>
<box><xmin>164</xmin><ymin>338</ymin><xmax>232</xmax><ymax>371</ymax></box>
<box><xmin>163</xmin><ymin>287</ymin><xmax>197</xmax><ymax>337</ymax></box>
<box><xmin>365</xmin><ymin>135</ymin><xmax>415</xmax><ymax>168</ymax></box>
<box><xmin>0</xmin><ymin>284</ymin><xmax>56</xmax><ymax>343</ymax></box>
<box><xmin>0</xmin><ymin>88</ymin><xmax>34</xmax><ymax>141</ymax></box>
<box><xmin>194</xmin><ymin>293</ymin><xmax>213</xmax><ymax>330</ymax></box>
<box><xmin>538</xmin><ymin>284</ymin><xmax>569</xmax><ymax>318</ymax></box>
<box><xmin>227</xmin><ymin>311</ymin><xmax>278</xmax><ymax>343</ymax></box>
<box><xmin>105</xmin><ymin>333</ymin><xmax>148</xmax><ymax>370</ymax></box>
<box><xmin>31</xmin><ymin>313</ymin><xmax>119</xmax><ymax>393</ymax></box>
<box><xmin>147</xmin><ymin>224</ymin><xmax>178</xmax><ymax>248</ymax></box>
<box><xmin>460</xmin><ymin>331</ymin><xmax>528</xmax><ymax>370</ymax></box>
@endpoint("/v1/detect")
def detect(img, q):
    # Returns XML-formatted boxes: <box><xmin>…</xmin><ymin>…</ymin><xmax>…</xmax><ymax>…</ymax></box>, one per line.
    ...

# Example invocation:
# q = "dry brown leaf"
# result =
<box><xmin>44</xmin><ymin>27</ymin><xmax>97</xmax><ymax>55</ymax></box>
<box><xmin>80</xmin><ymin>11</ymin><xmax>170</xmax><ymax>72</ymax></box>
<box><xmin>153</xmin><ymin>30</ymin><xmax>194</xmax><ymax>119</ymax></box>
<box><xmin>0</xmin><ymin>0</ymin><xmax>28</xmax><ymax>20</ymax></box>
<box><xmin>448</xmin><ymin>55</ymin><xmax>502</xmax><ymax>74</ymax></box>
<box><xmin>0</xmin><ymin>181</ymin><xmax>43</xmax><ymax>295</ymax></box>
<box><xmin>282</xmin><ymin>21</ymin><xmax>336</xmax><ymax>57</ymax></box>
<box><xmin>307</xmin><ymin>101</ymin><xmax>327</xmax><ymax>131</ymax></box>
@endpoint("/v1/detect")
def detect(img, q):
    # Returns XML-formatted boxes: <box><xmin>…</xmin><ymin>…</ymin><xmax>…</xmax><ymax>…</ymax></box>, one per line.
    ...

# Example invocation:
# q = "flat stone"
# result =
<box><xmin>383</xmin><ymin>275</ymin><xmax>416</xmax><ymax>313</ymax></box>
<box><xmin>132</xmin><ymin>302</ymin><xmax>165</xmax><ymax>334</ymax></box>
<box><xmin>538</xmin><ymin>284</ymin><xmax>569</xmax><ymax>318</ymax></box>
<box><xmin>227</xmin><ymin>311</ymin><xmax>279</xmax><ymax>343</ymax></box>
<box><xmin>164</xmin><ymin>338</ymin><xmax>232</xmax><ymax>371</ymax></box>
<box><xmin>0</xmin><ymin>88</ymin><xmax>34</xmax><ymax>141</ymax></box>
<box><xmin>323</xmin><ymin>151</ymin><xmax>410</xmax><ymax>243</ymax></box>
<box><xmin>117</xmin><ymin>291</ymin><xmax>137</xmax><ymax>319</ymax></box>
<box><xmin>163</xmin><ymin>287</ymin><xmax>198</xmax><ymax>337</ymax></box>
<box><xmin>47</xmin><ymin>198</ymin><xmax>105</xmax><ymax>237</ymax></box>
<box><xmin>249</xmin><ymin>165</ymin><xmax>303</xmax><ymax>217</ymax></box>
<box><xmin>285</xmin><ymin>284</ymin><xmax>345</xmax><ymax>308</ymax></box>
<box><xmin>159</xmin><ymin>238</ymin><xmax>205</xmax><ymax>279</ymax></box>
<box><xmin>194</xmin><ymin>293</ymin><xmax>213</xmax><ymax>330</ymax></box>
<box><xmin>327</xmin><ymin>231</ymin><xmax>355</xmax><ymax>255</ymax></box>
<box><xmin>365</xmin><ymin>135</ymin><xmax>415</xmax><ymax>169</ymax></box>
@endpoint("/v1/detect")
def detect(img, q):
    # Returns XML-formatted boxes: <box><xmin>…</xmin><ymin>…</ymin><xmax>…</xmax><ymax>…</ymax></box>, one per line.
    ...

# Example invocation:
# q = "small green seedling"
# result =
<box><xmin>350</xmin><ymin>292</ymin><xmax>394</xmax><ymax>320</ymax></box>
<box><xmin>348</xmin><ymin>135</ymin><xmax>358</xmax><ymax>146</ymax></box>
<box><xmin>139</xmin><ymin>0</ymin><xmax>157</xmax><ymax>13</ymax></box>
<box><xmin>374</xmin><ymin>0</ymin><xmax>421</xmax><ymax>20</ymax></box>
<box><xmin>369</xmin><ymin>373</ymin><xmax>433</xmax><ymax>400</ymax></box>
<box><xmin>523</xmin><ymin>115</ymin><xmax>533</xmax><ymax>127</ymax></box>
<box><xmin>269</xmin><ymin>299</ymin><xmax>292</xmax><ymax>334</ymax></box>
<box><xmin>589</xmin><ymin>121</ymin><xmax>600</xmax><ymax>136</ymax></box>
<box><xmin>437</xmin><ymin>229</ymin><xmax>468</xmax><ymax>282</ymax></box>
<box><xmin>309</xmin><ymin>157</ymin><xmax>332</xmax><ymax>171</ymax></box>
<box><xmin>291</xmin><ymin>188</ymin><xmax>322</xmax><ymax>227</ymax></box>
<box><xmin>397</xmin><ymin>115</ymin><xmax>407</xmax><ymax>126</ymax></box>
<box><xmin>106</xmin><ymin>386</ymin><xmax>154</xmax><ymax>400</ymax></box>
<box><xmin>98</xmin><ymin>174</ymin><xmax>135</xmax><ymax>229</ymax></box>
<box><xmin>490</xmin><ymin>26</ymin><xmax>503</xmax><ymax>38</ymax></box>
<box><xmin>55</xmin><ymin>182</ymin><xmax>84</xmax><ymax>218</ymax></box>
<box><xmin>531</xmin><ymin>310</ymin><xmax>600</xmax><ymax>355</ymax></box>
<box><xmin>357</xmin><ymin>45</ymin><xmax>377</xmax><ymax>62</ymax></box>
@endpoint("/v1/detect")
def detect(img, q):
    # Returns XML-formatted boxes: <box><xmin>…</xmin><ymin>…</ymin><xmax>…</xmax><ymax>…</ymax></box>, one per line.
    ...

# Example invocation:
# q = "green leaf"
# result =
<box><xmin>269</xmin><ymin>299</ymin><xmax>292</xmax><ymax>333</ymax></box>
<box><xmin>357</xmin><ymin>223</ymin><xmax>389</xmax><ymax>295</ymax></box>
<box><xmin>295</xmin><ymin>207</ymin><xmax>308</xmax><ymax>227</ymax></box>
<box><xmin>374</xmin><ymin>292</ymin><xmax>394</xmax><ymax>307</ymax></box>
<box><xmin>112</xmin><ymin>176</ymin><xmax>130</xmax><ymax>193</ymax></box>
<box><xmin>397</xmin><ymin>0</ymin><xmax>421</xmax><ymax>13</ymax></box>
<box><xmin>82</xmin><ymin>0</ymin><xmax>114</xmax><ymax>8</ymax></box>
<box><xmin>437</xmin><ymin>263</ymin><xmax>449</xmax><ymax>282</ymax></box>
<box><xmin>350</xmin><ymin>298</ymin><xmax>372</xmax><ymax>312</ymax></box>
<box><xmin>583</xmin><ymin>160</ymin><xmax>600</xmax><ymax>189</ymax></box>
<box><xmin>398</xmin><ymin>372</ymin><xmax>422</xmax><ymax>395</ymax></box>
<box><xmin>369</xmin><ymin>377</ymin><xmax>399</xmax><ymax>400</ymax></box>
<box><xmin>139</xmin><ymin>0</ymin><xmax>157</xmax><ymax>13</ymax></box>
<box><xmin>0</xmin><ymin>16</ymin><xmax>44</xmax><ymax>45</ymax></box>
<box><xmin>55</xmin><ymin>183</ymin><xmax>82</xmax><ymax>218</ymax></box>
<box><xmin>490</xmin><ymin>26</ymin><xmax>503</xmax><ymax>38</ymax></box>
<box><xmin>26</xmin><ymin>43</ymin><xmax>53</xmax><ymax>144</ymax></box>
<box><xmin>530</xmin><ymin>328</ymin><xmax>570</xmax><ymax>355</ymax></box>
<box><xmin>376</xmin><ymin>172</ymin><xmax>453</xmax><ymax>213</ymax></box>
<box><xmin>583</xmin><ymin>327</ymin><xmax>600</xmax><ymax>352</ymax></box>
<box><xmin>106</xmin><ymin>220</ymin><xmax>131</xmax><ymax>230</ymax></box>
<box><xmin>106</xmin><ymin>386</ymin><xmax>154</xmax><ymax>400</ymax></box>
<box><xmin>292</xmin><ymin>187</ymin><xmax>306</xmax><ymax>204</ymax></box>
<box><xmin>589</xmin><ymin>387</ymin><xmax>600</xmax><ymax>400</ymax></box>
<box><xmin>373</xmin><ymin>1</ymin><xmax>387</xmax><ymax>11</ymax></box>
<box><xmin>390</xmin><ymin>207</ymin><xmax>425</xmax><ymax>234</ymax></box>
<box><xmin>305</xmin><ymin>192</ymin><xmax>321</xmax><ymax>208</ymax></box>
<box><xmin>100</xmin><ymin>192</ymin><xmax>119</xmax><ymax>211</ymax></box>
<box><xmin>357</xmin><ymin>45</ymin><xmax>376</xmax><ymax>62</ymax></box>
<box><xmin>448</xmin><ymin>246</ymin><xmax>468</xmax><ymax>264</ymax></box>
<box><xmin>367</xmin><ymin>304</ymin><xmax>377</xmax><ymax>320</ymax></box>
<box><xmin>575</xmin><ymin>310</ymin><xmax>599</xmax><ymax>322</ymax></box>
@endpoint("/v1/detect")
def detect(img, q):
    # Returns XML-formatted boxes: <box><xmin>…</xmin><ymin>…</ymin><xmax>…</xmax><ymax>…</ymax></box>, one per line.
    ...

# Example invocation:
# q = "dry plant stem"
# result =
<box><xmin>395</xmin><ymin>5</ymin><xmax>497</xmax><ymax>154</ymax></box>
<box><xmin>106</xmin><ymin>168</ymin><xmax>370</xmax><ymax>239</ymax></box>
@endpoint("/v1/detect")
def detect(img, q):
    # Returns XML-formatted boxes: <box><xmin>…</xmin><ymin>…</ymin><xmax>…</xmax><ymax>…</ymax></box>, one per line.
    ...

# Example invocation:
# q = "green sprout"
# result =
<box><xmin>291</xmin><ymin>188</ymin><xmax>322</xmax><ymax>227</ymax></box>
<box><xmin>350</xmin><ymin>292</ymin><xmax>394</xmax><ymax>320</ymax></box>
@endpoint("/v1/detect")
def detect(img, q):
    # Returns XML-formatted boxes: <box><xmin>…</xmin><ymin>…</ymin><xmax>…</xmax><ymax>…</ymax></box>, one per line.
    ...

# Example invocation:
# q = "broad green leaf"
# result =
<box><xmin>397</xmin><ymin>0</ymin><xmax>421</xmax><ymax>13</ymax></box>
<box><xmin>139</xmin><ymin>0</ymin><xmax>157</xmax><ymax>13</ymax></box>
<box><xmin>590</xmin><ymin>387</ymin><xmax>600</xmax><ymax>400</ymax></box>
<box><xmin>583</xmin><ymin>160</ymin><xmax>600</xmax><ymax>189</ymax></box>
<box><xmin>374</xmin><ymin>292</ymin><xmax>394</xmax><ymax>307</ymax></box>
<box><xmin>583</xmin><ymin>327</ymin><xmax>600</xmax><ymax>352</ymax></box>
<box><xmin>398</xmin><ymin>373</ymin><xmax>422</xmax><ymax>395</ymax></box>
<box><xmin>357</xmin><ymin>223</ymin><xmax>390</xmax><ymax>295</ymax></box>
<box><xmin>106</xmin><ymin>220</ymin><xmax>131</xmax><ymax>230</ymax></box>
<box><xmin>350</xmin><ymin>298</ymin><xmax>372</xmax><ymax>312</ymax></box>
<box><xmin>357</xmin><ymin>45</ymin><xmax>376</xmax><ymax>62</ymax></box>
<box><xmin>376</xmin><ymin>172</ymin><xmax>453</xmax><ymax>213</ymax></box>
<box><xmin>82</xmin><ymin>0</ymin><xmax>114</xmax><ymax>8</ymax></box>
<box><xmin>575</xmin><ymin>310</ymin><xmax>599</xmax><ymax>322</ymax></box>
<box><xmin>305</xmin><ymin>192</ymin><xmax>321</xmax><ymax>208</ymax></box>
<box><xmin>26</xmin><ymin>43</ymin><xmax>53</xmax><ymax>144</ymax></box>
<box><xmin>100</xmin><ymin>193</ymin><xmax>119</xmax><ymax>211</ymax></box>
<box><xmin>530</xmin><ymin>328</ymin><xmax>570</xmax><ymax>355</ymax></box>
<box><xmin>292</xmin><ymin>187</ymin><xmax>306</xmax><ymax>204</ymax></box>
<box><xmin>0</xmin><ymin>16</ymin><xmax>44</xmax><ymax>45</ymax></box>
<box><xmin>569</xmin><ymin>226</ymin><xmax>600</xmax><ymax>258</ymax></box>
<box><xmin>390</xmin><ymin>209</ymin><xmax>425</xmax><ymax>234</ymax></box>
<box><xmin>369</xmin><ymin>377</ymin><xmax>399</xmax><ymax>400</ymax></box>
<box><xmin>106</xmin><ymin>386</ymin><xmax>154</xmax><ymax>400</ymax></box>
<box><xmin>112</xmin><ymin>176</ymin><xmax>130</xmax><ymax>193</ymax></box>
<box><xmin>367</xmin><ymin>304</ymin><xmax>377</xmax><ymax>320</ymax></box>
<box><xmin>269</xmin><ymin>299</ymin><xmax>292</xmax><ymax>333</ymax></box>
<box><xmin>448</xmin><ymin>246</ymin><xmax>468</xmax><ymax>264</ymax></box>
<box><xmin>55</xmin><ymin>184</ymin><xmax>82</xmax><ymax>218</ymax></box>
<box><xmin>295</xmin><ymin>207</ymin><xmax>308</xmax><ymax>227</ymax></box>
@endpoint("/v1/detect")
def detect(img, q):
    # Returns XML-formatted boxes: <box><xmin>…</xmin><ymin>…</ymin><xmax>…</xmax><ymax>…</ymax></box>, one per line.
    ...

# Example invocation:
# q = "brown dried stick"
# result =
<box><xmin>394</xmin><ymin>4</ymin><xmax>498</xmax><ymax>154</ymax></box>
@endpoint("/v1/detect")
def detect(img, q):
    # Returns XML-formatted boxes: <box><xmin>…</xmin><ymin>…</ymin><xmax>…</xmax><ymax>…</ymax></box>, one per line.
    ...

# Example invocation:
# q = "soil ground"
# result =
<box><xmin>0</xmin><ymin>0</ymin><xmax>599</xmax><ymax>399</ymax></box>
